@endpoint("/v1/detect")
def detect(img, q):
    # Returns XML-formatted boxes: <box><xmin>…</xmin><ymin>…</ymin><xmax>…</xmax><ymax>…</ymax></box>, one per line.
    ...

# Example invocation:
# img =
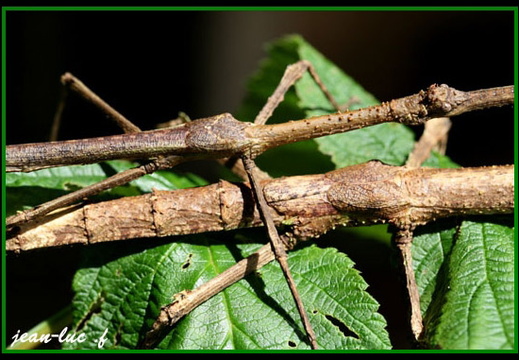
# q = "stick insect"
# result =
<box><xmin>6</xmin><ymin>57</ymin><xmax>514</xmax><ymax>349</ymax></box>
<box><xmin>8</xmin><ymin>60</ymin><xmax>347</xmax><ymax>349</ymax></box>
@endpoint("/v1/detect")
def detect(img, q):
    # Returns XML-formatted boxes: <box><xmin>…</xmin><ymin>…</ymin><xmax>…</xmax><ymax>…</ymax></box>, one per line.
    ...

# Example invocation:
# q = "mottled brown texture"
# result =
<box><xmin>248</xmin><ymin>84</ymin><xmax>513</xmax><ymax>155</ymax></box>
<box><xmin>406</xmin><ymin>117</ymin><xmax>451</xmax><ymax>168</ymax></box>
<box><xmin>6</xmin><ymin>67</ymin><xmax>514</xmax><ymax>349</ymax></box>
<box><xmin>7</xmin><ymin>162</ymin><xmax>514</xmax><ymax>252</ymax></box>
<box><xmin>152</xmin><ymin>185</ymin><xmax>223</xmax><ymax>237</ymax></box>
<box><xmin>327</xmin><ymin>161</ymin><xmax>514</xmax><ymax>227</ymax></box>
<box><xmin>5</xmin><ymin>155</ymin><xmax>187</xmax><ymax>230</ymax></box>
<box><xmin>85</xmin><ymin>194</ymin><xmax>156</xmax><ymax>243</ymax></box>
<box><xmin>7</xmin><ymin>84</ymin><xmax>513</xmax><ymax>172</ymax></box>
<box><xmin>393</xmin><ymin>228</ymin><xmax>423</xmax><ymax>339</ymax></box>
<box><xmin>242</xmin><ymin>155</ymin><xmax>318</xmax><ymax>349</ymax></box>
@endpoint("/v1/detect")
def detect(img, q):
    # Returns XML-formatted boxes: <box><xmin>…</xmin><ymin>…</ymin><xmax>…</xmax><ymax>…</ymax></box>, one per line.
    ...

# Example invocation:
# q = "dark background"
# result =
<box><xmin>4</xmin><ymin>9</ymin><xmax>515</xmax><ymax>349</ymax></box>
<box><xmin>6</xmin><ymin>11</ymin><xmax>514</xmax><ymax>165</ymax></box>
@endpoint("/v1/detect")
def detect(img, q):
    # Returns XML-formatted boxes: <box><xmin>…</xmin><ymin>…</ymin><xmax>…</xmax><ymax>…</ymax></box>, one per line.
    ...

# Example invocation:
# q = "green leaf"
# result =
<box><xmin>6</xmin><ymin>164</ymin><xmax>108</xmax><ymax>216</ymax></box>
<box><xmin>65</xmin><ymin>239</ymin><xmax>391</xmax><ymax>350</ymax></box>
<box><xmin>421</xmin><ymin>151</ymin><xmax>460</xmax><ymax>169</ymax></box>
<box><xmin>315</xmin><ymin>124</ymin><xmax>415</xmax><ymax>167</ymax></box>
<box><xmin>6</xmin><ymin>163</ymin><xmax>109</xmax><ymax>189</ymax></box>
<box><xmin>105</xmin><ymin>160</ymin><xmax>208</xmax><ymax>192</ymax></box>
<box><xmin>237</xmin><ymin>35</ymin><xmax>307</xmax><ymax>125</ymax></box>
<box><xmin>240</xmin><ymin>34</ymin><xmax>454</xmax><ymax>172</ymax></box>
<box><xmin>412</xmin><ymin>221</ymin><xmax>458</xmax><ymax>315</ymax></box>
<box><xmin>291</xmin><ymin>35</ymin><xmax>416</xmax><ymax>167</ymax></box>
<box><xmin>414</xmin><ymin>219</ymin><xmax>515</xmax><ymax>349</ymax></box>
<box><xmin>5</xmin><ymin>160</ymin><xmax>206</xmax><ymax>216</ymax></box>
<box><xmin>10</xmin><ymin>34</ymin><xmax>512</xmax><ymax>351</ymax></box>
<box><xmin>247</xmin><ymin>35</ymin><xmax>515</xmax><ymax>350</ymax></box>
<box><xmin>237</xmin><ymin>35</ymin><xmax>334</xmax><ymax>177</ymax></box>
<box><xmin>6</xmin><ymin>160</ymin><xmax>205</xmax><ymax>192</ymax></box>
<box><xmin>60</xmin><ymin>35</ymin><xmax>395</xmax><ymax>351</ymax></box>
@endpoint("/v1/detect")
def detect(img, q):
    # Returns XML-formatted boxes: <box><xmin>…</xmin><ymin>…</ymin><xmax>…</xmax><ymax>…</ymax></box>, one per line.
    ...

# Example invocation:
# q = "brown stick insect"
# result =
<box><xmin>5</xmin><ymin>52</ymin><xmax>514</xmax><ymax>349</ymax></box>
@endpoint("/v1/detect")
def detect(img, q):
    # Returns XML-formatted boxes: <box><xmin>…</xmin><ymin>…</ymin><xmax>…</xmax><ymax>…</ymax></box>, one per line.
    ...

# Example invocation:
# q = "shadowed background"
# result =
<box><xmin>5</xmin><ymin>10</ymin><xmax>514</xmax><ymax>349</ymax></box>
